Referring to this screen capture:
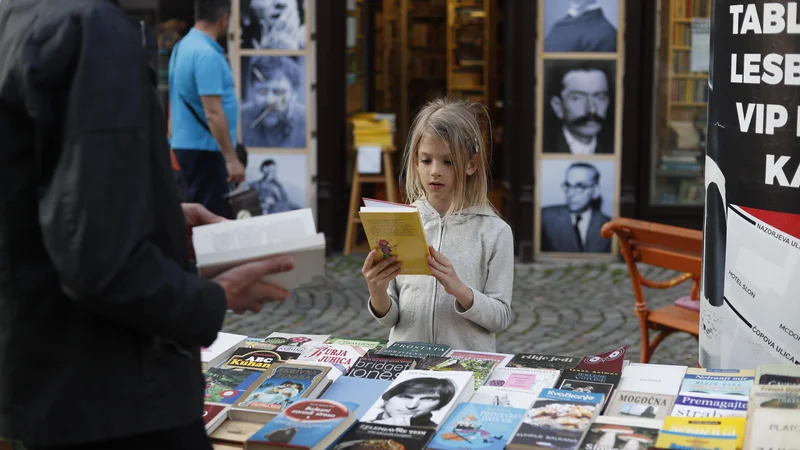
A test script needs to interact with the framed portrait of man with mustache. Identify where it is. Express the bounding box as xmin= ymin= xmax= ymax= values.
xmin=542 ymin=59 xmax=616 ymax=155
